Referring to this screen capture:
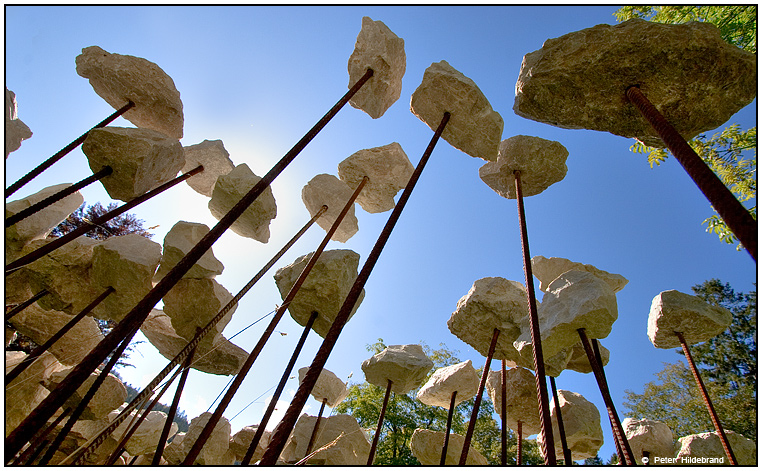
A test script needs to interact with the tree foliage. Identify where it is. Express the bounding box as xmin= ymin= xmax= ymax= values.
xmin=50 ymin=202 xmax=155 ymax=241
